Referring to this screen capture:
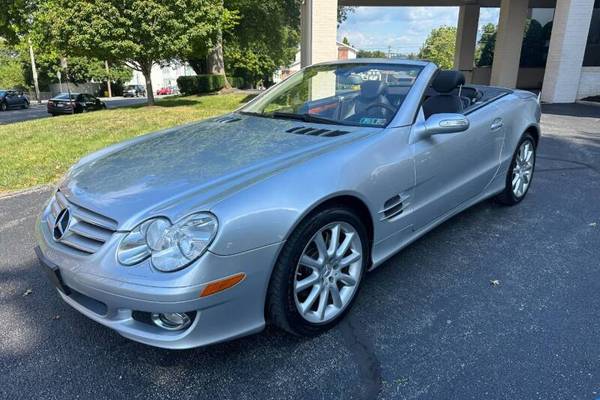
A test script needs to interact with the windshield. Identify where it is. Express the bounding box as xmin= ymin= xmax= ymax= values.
xmin=241 ymin=63 xmax=423 ymax=127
